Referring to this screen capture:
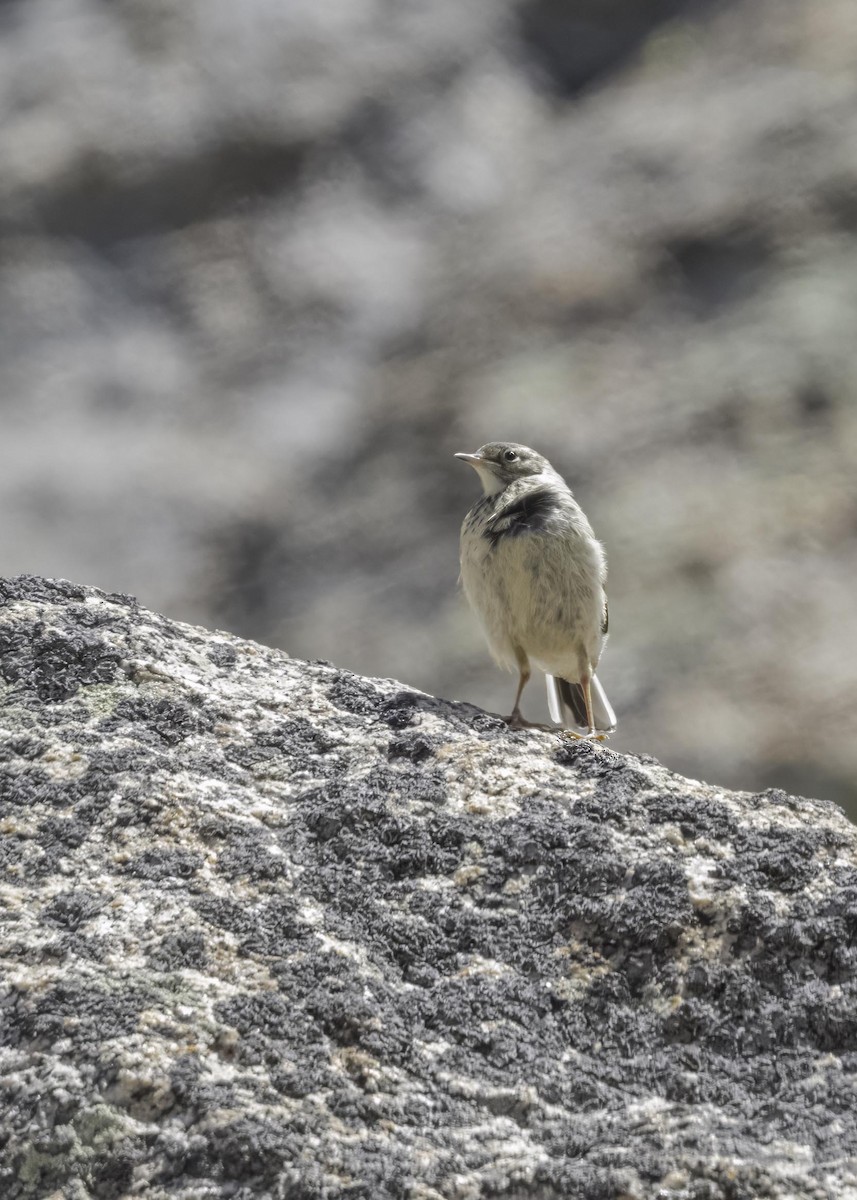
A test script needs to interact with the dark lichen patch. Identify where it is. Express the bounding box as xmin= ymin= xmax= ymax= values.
xmin=237 ymin=898 xmax=311 ymax=956
xmin=722 ymin=825 xmax=829 ymax=893
xmin=207 ymin=642 xmax=238 ymax=668
xmin=89 ymin=1146 xmax=139 ymax=1198
xmin=38 ymin=814 xmax=91 ymax=846
xmin=1 ymin=824 xmax=82 ymax=881
xmin=7 ymin=980 xmax=153 ymax=1050
xmin=556 ymin=742 xmax=653 ymax=795
xmin=299 ymin=787 xmax=349 ymax=842
xmin=572 ymin=786 xmax=634 ymax=827
xmin=377 ymin=690 xmax=423 ymax=728
xmin=387 ymin=731 xmax=437 ymax=762
xmin=103 ymin=696 xmax=214 ymax=745
xmin=77 ymin=747 xmax=174 ymax=812
xmin=164 ymin=1053 xmax=261 ymax=1122
xmin=416 ymin=972 xmax=561 ymax=1074
xmin=350 ymin=812 xmax=461 ymax=884
xmin=193 ymin=894 xmax=254 ymax=936
xmin=42 ymin=889 xmax=103 ymax=930
xmin=0 ymin=764 xmax=71 ymax=813
xmin=121 ymin=847 xmax=204 ymax=882
xmin=752 ymin=786 xmax=839 ymax=814
xmin=358 ymin=907 xmax=443 ymax=980
xmin=0 ymin=623 xmax=123 ymax=702
xmin=148 ymin=929 xmax=208 ymax=971
xmin=0 ymin=574 xmax=89 ymax=605
xmin=362 ymin=762 xmax=448 ymax=807
xmin=529 ymin=817 xmax=625 ymax=897
xmin=215 ymin=994 xmax=327 ymax=1081
xmin=459 ymin=710 xmax=509 ymax=735
xmin=101 ymin=590 xmax=137 ymax=609
xmin=35 ymin=702 xmax=92 ymax=728
xmin=167 ymin=1052 xmax=206 ymax=1105
xmin=259 ymin=717 xmax=337 ymax=758
xmin=296 ymin=777 xmax=455 ymax=887
xmin=220 ymin=717 xmax=337 ymax=774
xmin=188 ymin=1116 xmax=303 ymax=1191
xmin=554 ymin=855 xmax=693 ymax=961
xmin=327 ymin=673 xmax=383 ymax=716
xmin=377 ymin=689 xmax=480 ymax=733
xmin=821 ymin=879 xmax=857 ymax=936
xmin=0 ymin=831 xmax=32 ymax=876
xmin=643 ymin=789 xmax=738 ymax=841
xmin=216 ymin=829 xmax=290 ymax=882
xmin=64 ymin=602 xmax=129 ymax=631
xmin=553 ymin=738 xmax=604 ymax=769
